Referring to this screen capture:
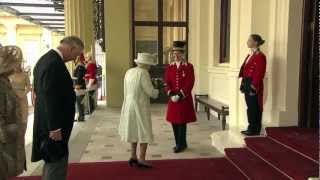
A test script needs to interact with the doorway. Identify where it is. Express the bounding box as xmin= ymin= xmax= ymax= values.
xmin=132 ymin=0 xmax=189 ymax=103
xmin=298 ymin=0 xmax=318 ymax=128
